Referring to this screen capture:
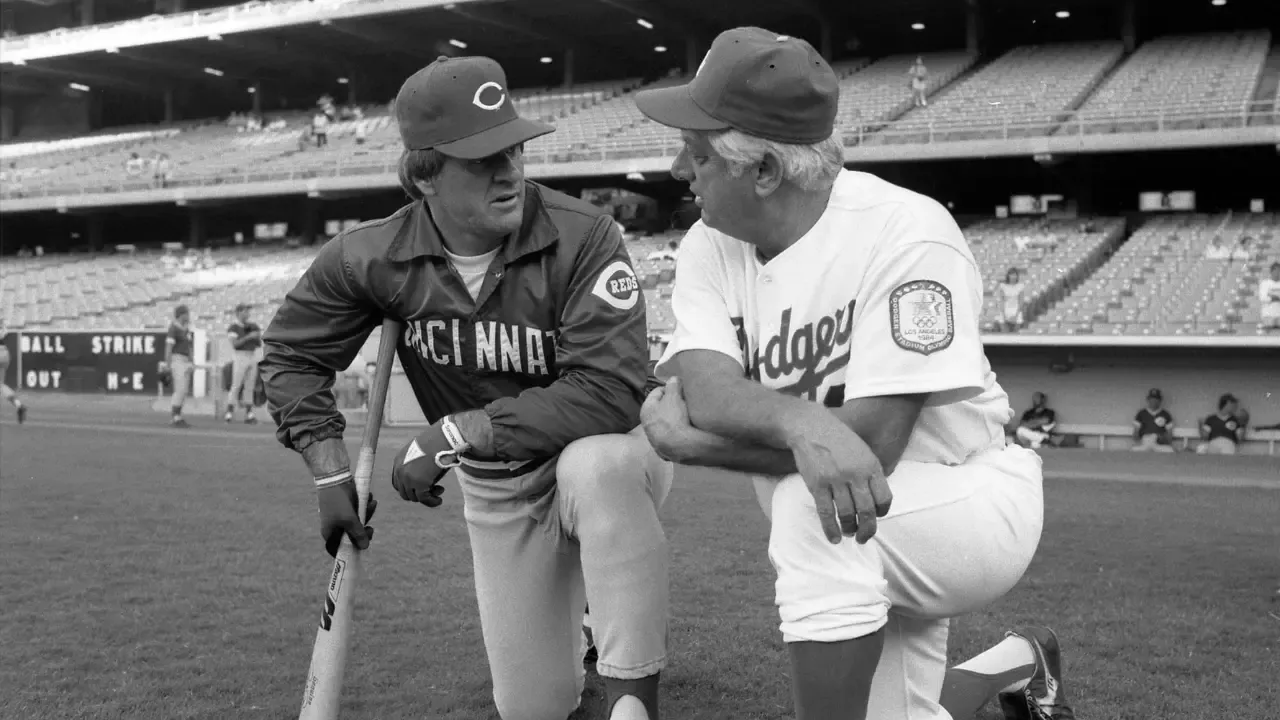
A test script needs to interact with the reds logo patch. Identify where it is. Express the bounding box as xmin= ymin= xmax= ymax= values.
xmin=473 ymin=81 xmax=506 ymax=111
xmin=889 ymin=280 xmax=954 ymax=355
xmin=590 ymin=260 xmax=641 ymax=311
